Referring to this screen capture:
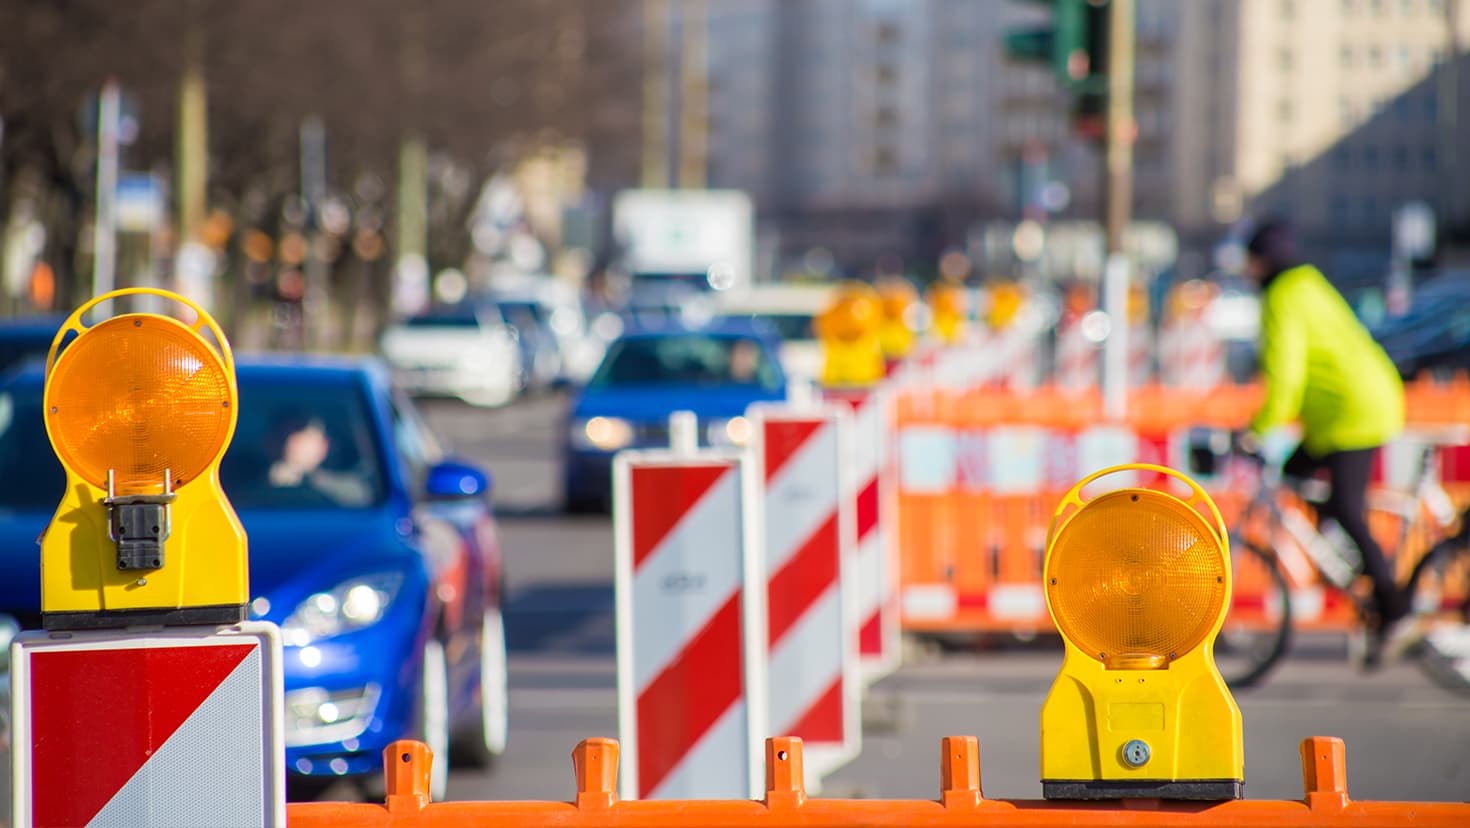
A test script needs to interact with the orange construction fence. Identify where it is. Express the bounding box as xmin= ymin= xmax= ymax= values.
xmin=894 ymin=378 xmax=1470 ymax=635
xmin=288 ymin=735 xmax=1470 ymax=827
